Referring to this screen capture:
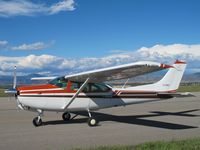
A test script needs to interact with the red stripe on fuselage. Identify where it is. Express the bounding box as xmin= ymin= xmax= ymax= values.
xmin=17 ymin=84 xmax=57 ymax=91
xmin=18 ymin=84 xmax=72 ymax=94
